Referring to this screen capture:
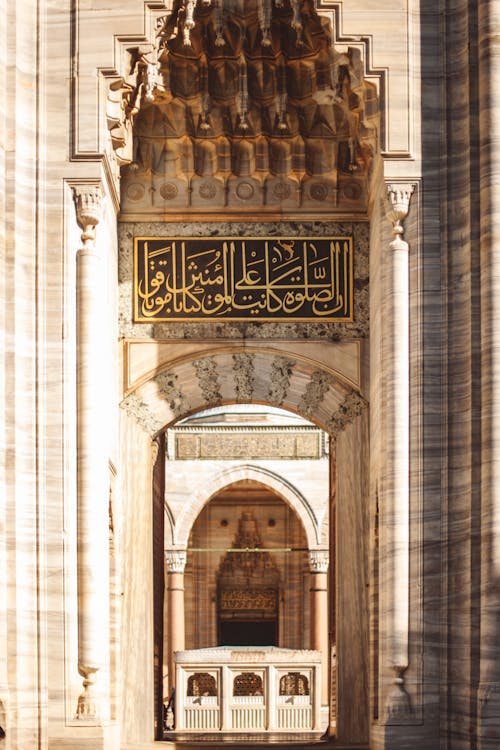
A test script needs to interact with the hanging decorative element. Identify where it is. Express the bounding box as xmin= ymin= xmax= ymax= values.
xmin=237 ymin=55 xmax=249 ymax=131
xmin=258 ymin=0 xmax=273 ymax=46
xmin=182 ymin=0 xmax=197 ymax=46
xmin=214 ymin=0 xmax=225 ymax=45
xmin=290 ymin=0 xmax=303 ymax=45
xmin=217 ymin=511 xmax=280 ymax=587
